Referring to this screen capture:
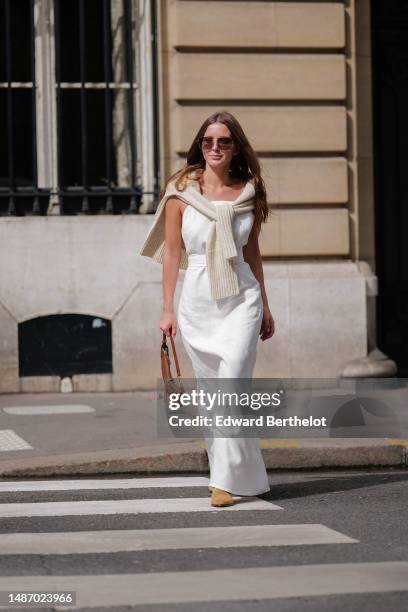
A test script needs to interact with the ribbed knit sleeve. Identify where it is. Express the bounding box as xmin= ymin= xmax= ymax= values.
xmin=139 ymin=190 xmax=189 ymax=270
